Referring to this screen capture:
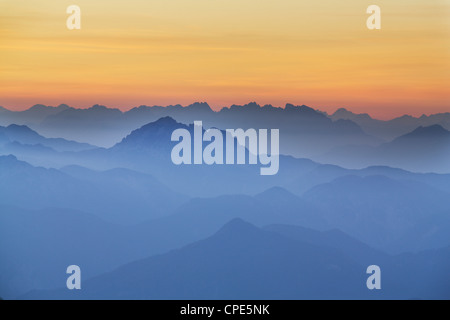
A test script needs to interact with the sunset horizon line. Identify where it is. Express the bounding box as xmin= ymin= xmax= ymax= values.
xmin=1 ymin=101 xmax=449 ymax=122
